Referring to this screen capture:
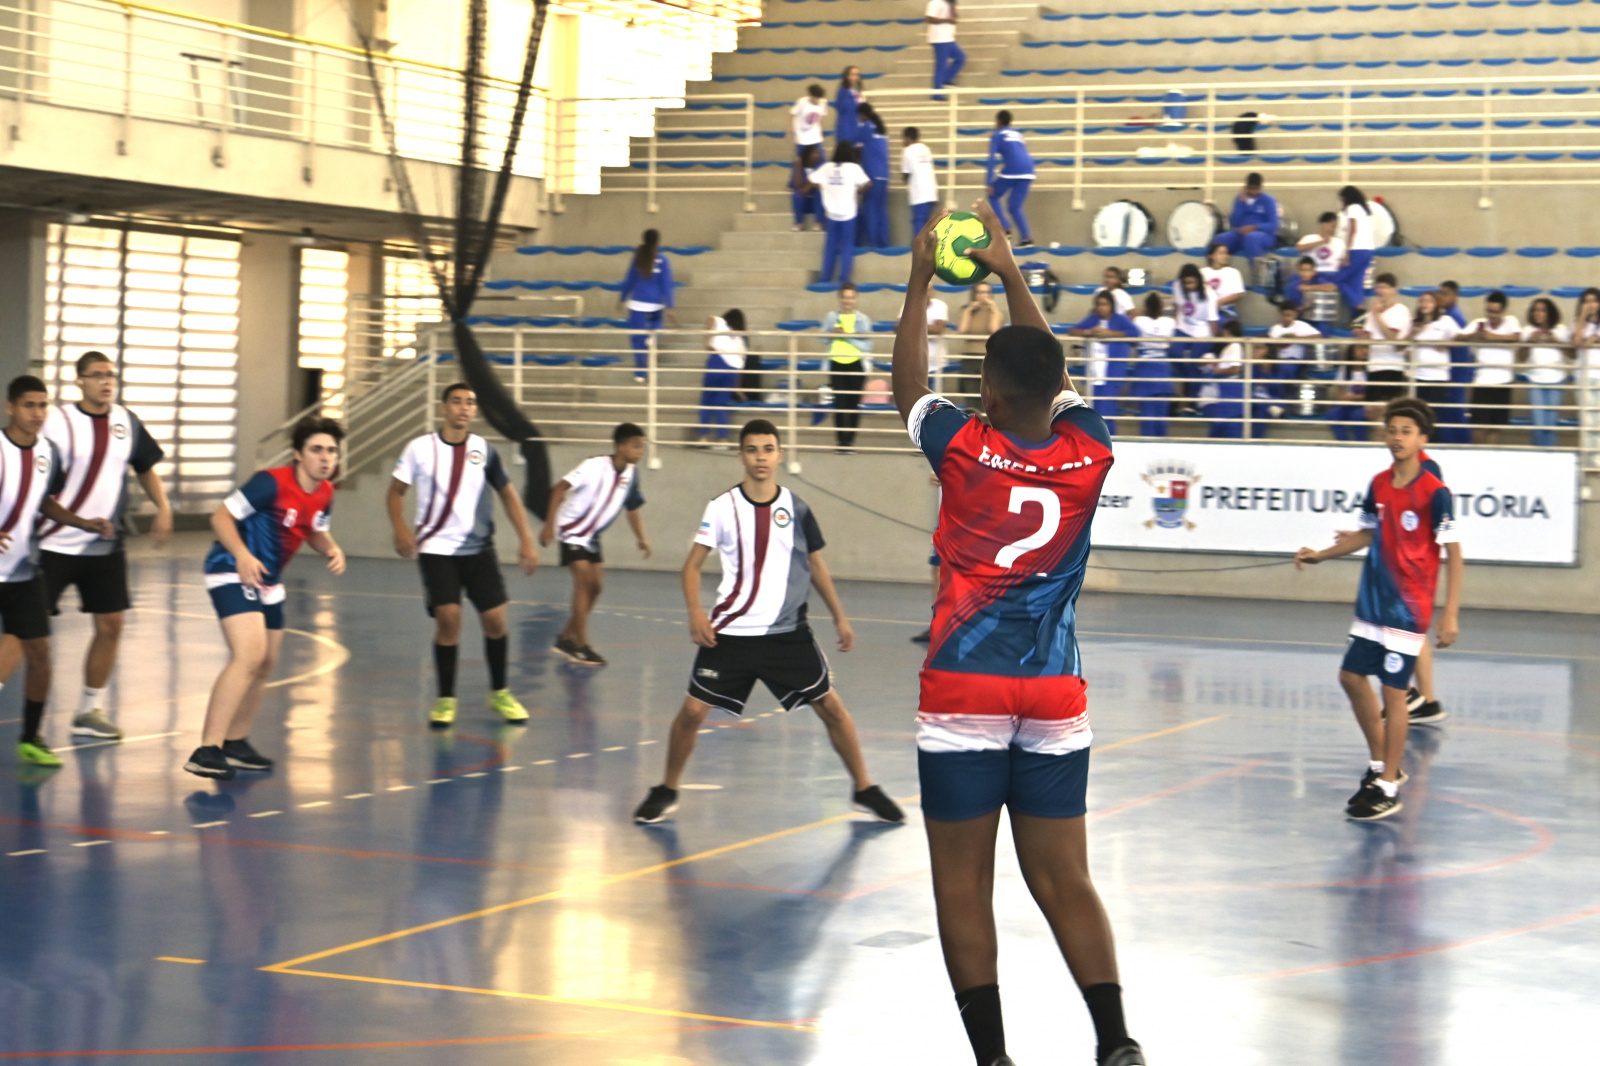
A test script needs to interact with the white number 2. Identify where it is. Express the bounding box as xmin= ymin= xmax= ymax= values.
xmin=995 ymin=487 xmax=1061 ymax=569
